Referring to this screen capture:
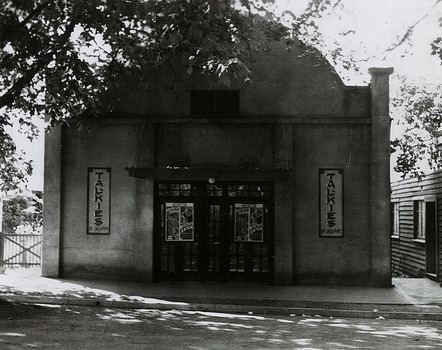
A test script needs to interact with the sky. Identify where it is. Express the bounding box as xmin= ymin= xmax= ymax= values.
xmin=293 ymin=0 xmax=441 ymax=182
xmin=10 ymin=0 xmax=442 ymax=190
xmin=278 ymin=0 xmax=441 ymax=84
